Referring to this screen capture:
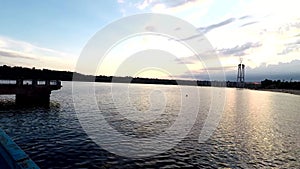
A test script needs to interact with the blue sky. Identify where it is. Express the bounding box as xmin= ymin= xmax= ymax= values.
xmin=0 ymin=1 xmax=120 ymax=53
xmin=0 ymin=0 xmax=299 ymax=81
